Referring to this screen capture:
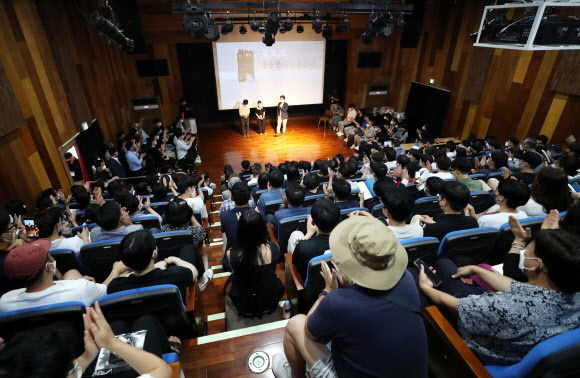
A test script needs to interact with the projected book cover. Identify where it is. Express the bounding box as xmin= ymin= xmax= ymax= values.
xmin=237 ymin=49 xmax=255 ymax=82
